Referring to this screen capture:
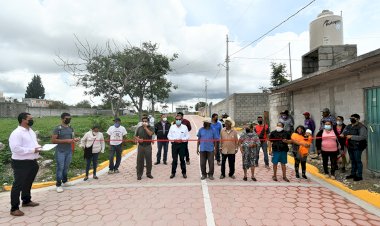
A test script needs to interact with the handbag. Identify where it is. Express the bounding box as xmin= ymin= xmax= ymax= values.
xmin=83 ymin=137 xmax=96 ymax=159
